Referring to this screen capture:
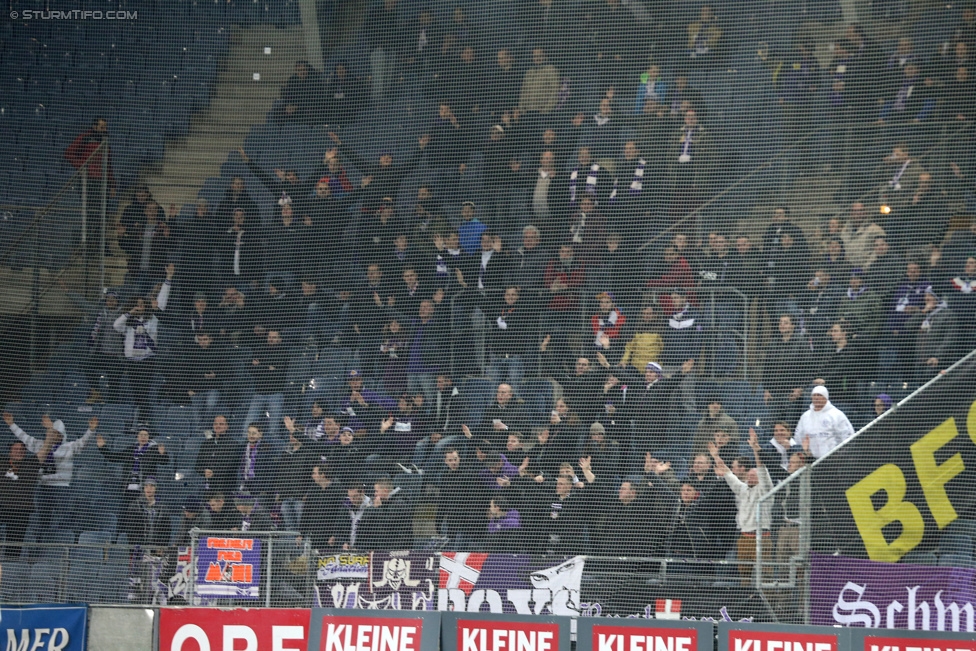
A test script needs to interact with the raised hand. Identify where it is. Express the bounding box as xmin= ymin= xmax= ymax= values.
xmin=3 ymin=412 xmax=13 ymax=426
xmin=41 ymin=414 xmax=53 ymax=430
xmin=381 ymin=416 xmax=395 ymax=432
xmin=283 ymin=416 xmax=296 ymax=433
xmin=461 ymin=424 xmax=473 ymax=439
xmin=748 ymin=427 xmax=760 ymax=451
xmin=96 ymin=434 xmax=107 ymax=448
xmin=237 ymin=147 xmax=250 ymax=162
